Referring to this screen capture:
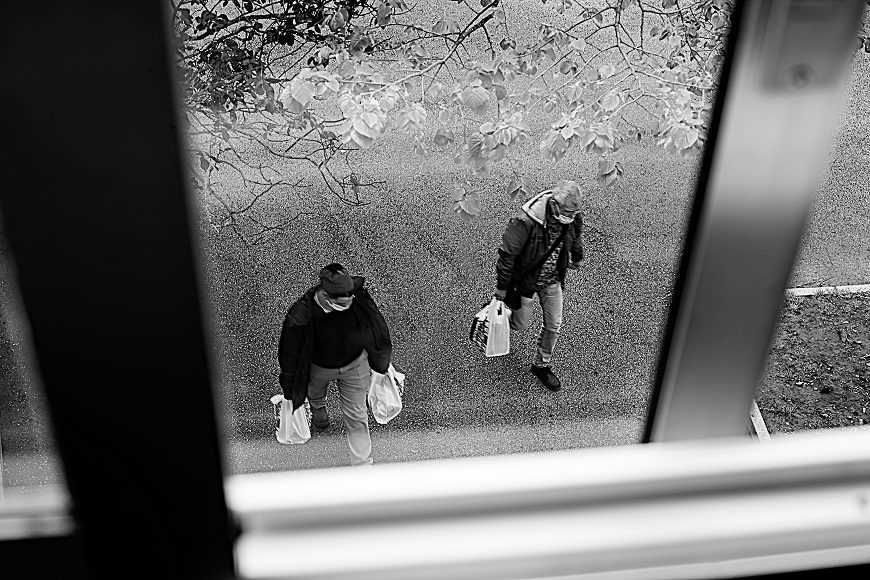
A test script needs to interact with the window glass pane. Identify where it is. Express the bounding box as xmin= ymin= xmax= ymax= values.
xmin=757 ymin=42 xmax=870 ymax=435
xmin=172 ymin=0 xmax=731 ymax=471
xmin=0 ymin=233 xmax=66 ymax=499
